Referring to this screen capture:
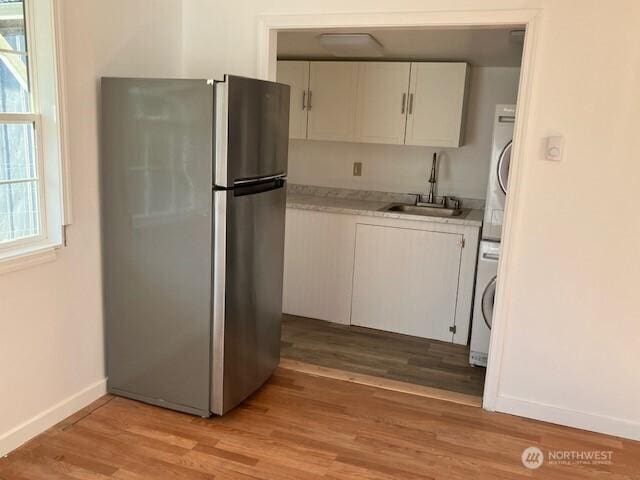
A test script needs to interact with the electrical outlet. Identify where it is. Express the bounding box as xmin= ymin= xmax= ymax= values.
xmin=353 ymin=162 xmax=362 ymax=176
